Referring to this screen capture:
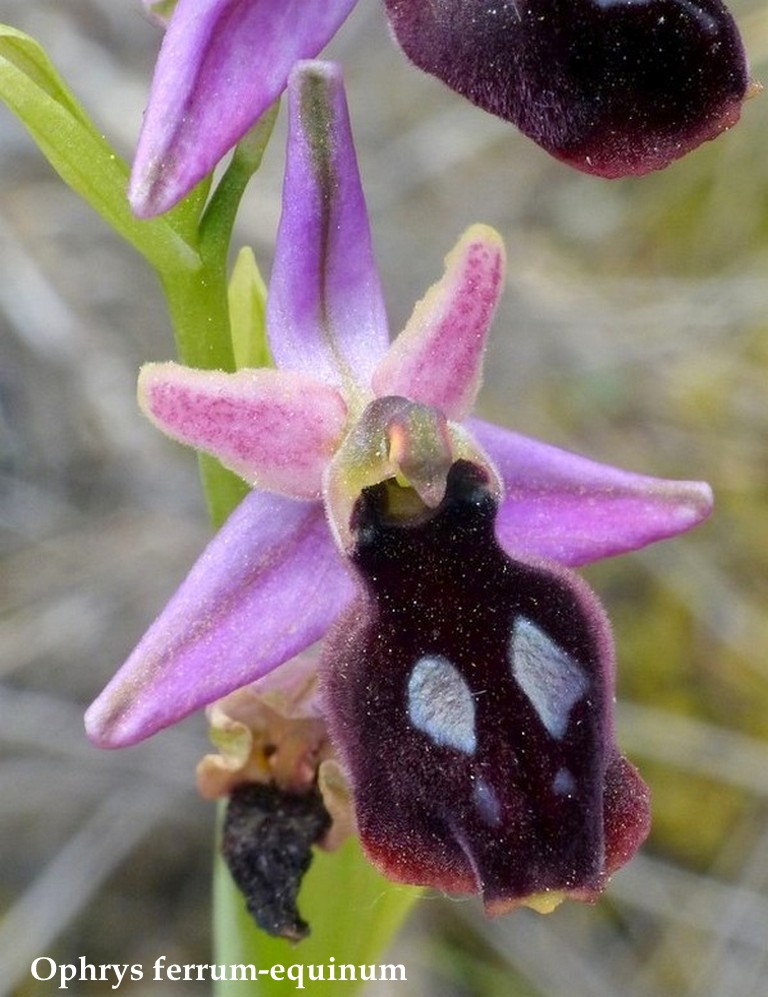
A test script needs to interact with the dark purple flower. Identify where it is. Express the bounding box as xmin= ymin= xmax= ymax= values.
xmin=384 ymin=0 xmax=751 ymax=178
xmin=131 ymin=0 xmax=750 ymax=215
xmin=323 ymin=459 xmax=651 ymax=911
